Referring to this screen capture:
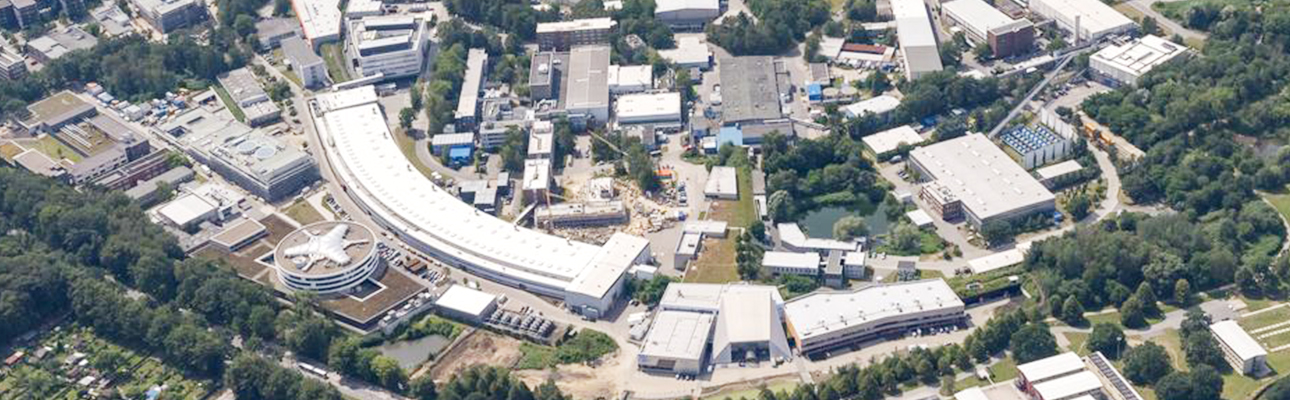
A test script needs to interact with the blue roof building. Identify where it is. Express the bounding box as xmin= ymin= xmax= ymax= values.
xmin=716 ymin=126 xmax=743 ymax=150
xmin=807 ymin=84 xmax=823 ymax=102
xmin=449 ymin=147 xmax=473 ymax=165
